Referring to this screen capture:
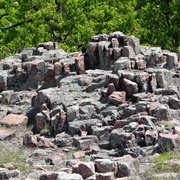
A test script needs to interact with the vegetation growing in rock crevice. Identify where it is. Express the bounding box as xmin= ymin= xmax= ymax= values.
xmin=0 ymin=0 xmax=179 ymax=59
